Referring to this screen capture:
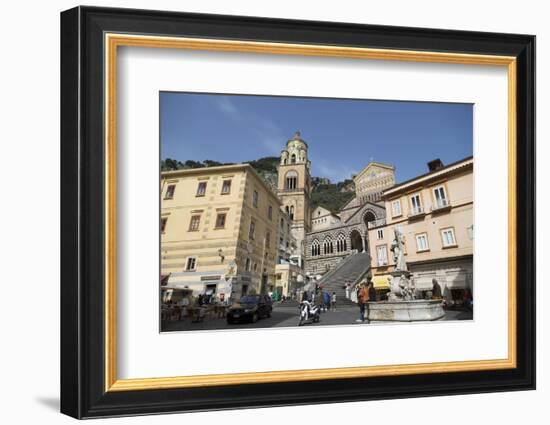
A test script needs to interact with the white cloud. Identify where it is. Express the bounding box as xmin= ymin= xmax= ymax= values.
xmin=315 ymin=160 xmax=356 ymax=183
xmin=214 ymin=96 xmax=240 ymax=119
